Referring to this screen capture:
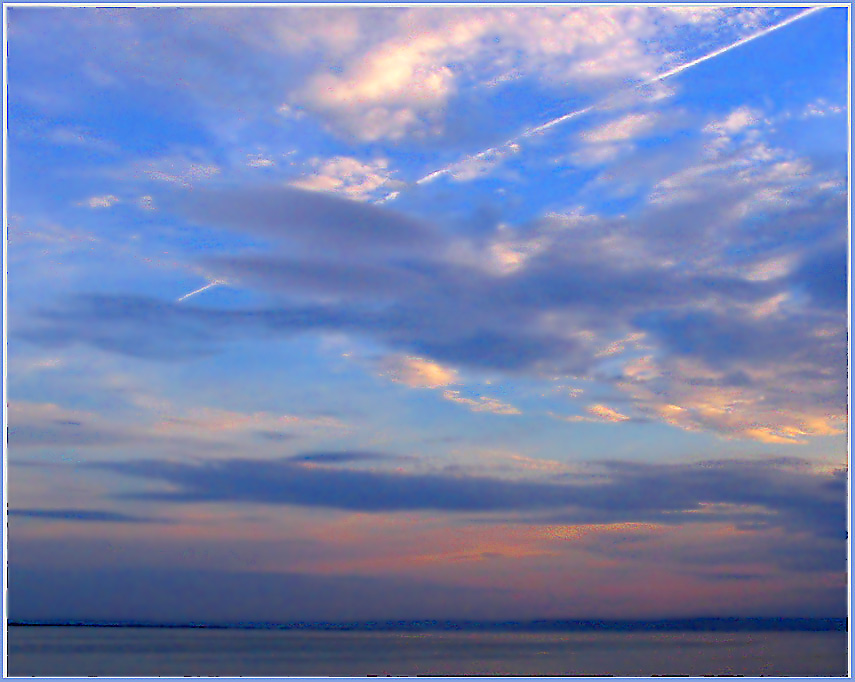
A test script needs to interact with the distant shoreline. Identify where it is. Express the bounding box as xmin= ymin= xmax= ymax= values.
xmin=7 ymin=617 xmax=847 ymax=633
